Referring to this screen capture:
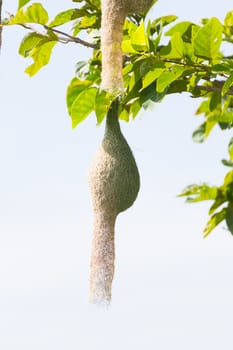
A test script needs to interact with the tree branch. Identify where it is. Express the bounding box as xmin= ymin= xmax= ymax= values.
xmin=43 ymin=25 xmax=99 ymax=49
xmin=159 ymin=57 xmax=211 ymax=72
xmin=195 ymin=83 xmax=233 ymax=96
xmin=18 ymin=23 xmax=99 ymax=50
